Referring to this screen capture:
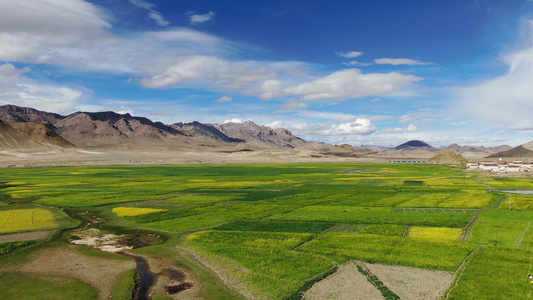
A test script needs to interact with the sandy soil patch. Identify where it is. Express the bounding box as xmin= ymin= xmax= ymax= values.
xmin=303 ymin=261 xmax=385 ymax=300
xmin=0 ymin=230 xmax=49 ymax=243
xmin=304 ymin=261 xmax=454 ymax=300
xmin=366 ymin=263 xmax=453 ymax=300
xmin=19 ymin=245 xmax=135 ymax=299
